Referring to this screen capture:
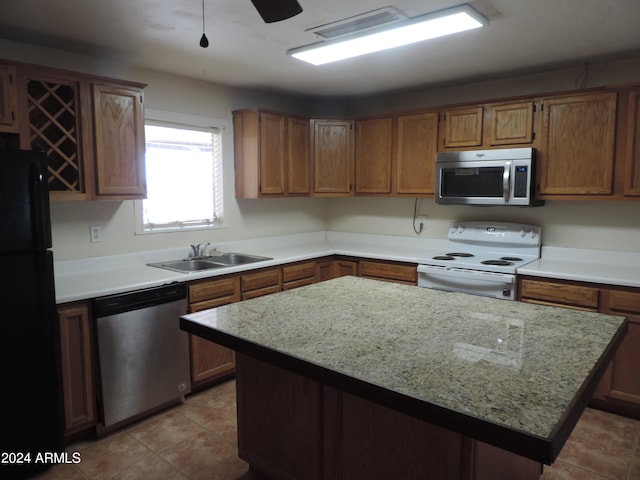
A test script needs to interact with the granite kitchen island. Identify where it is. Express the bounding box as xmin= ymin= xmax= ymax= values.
xmin=180 ymin=276 xmax=627 ymax=480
